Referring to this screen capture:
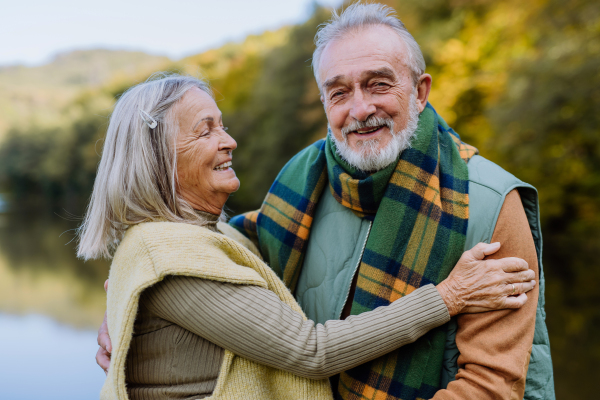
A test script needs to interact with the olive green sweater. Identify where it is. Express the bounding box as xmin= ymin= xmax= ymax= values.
xmin=105 ymin=219 xmax=449 ymax=400
xmin=127 ymin=275 xmax=448 ymax=399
